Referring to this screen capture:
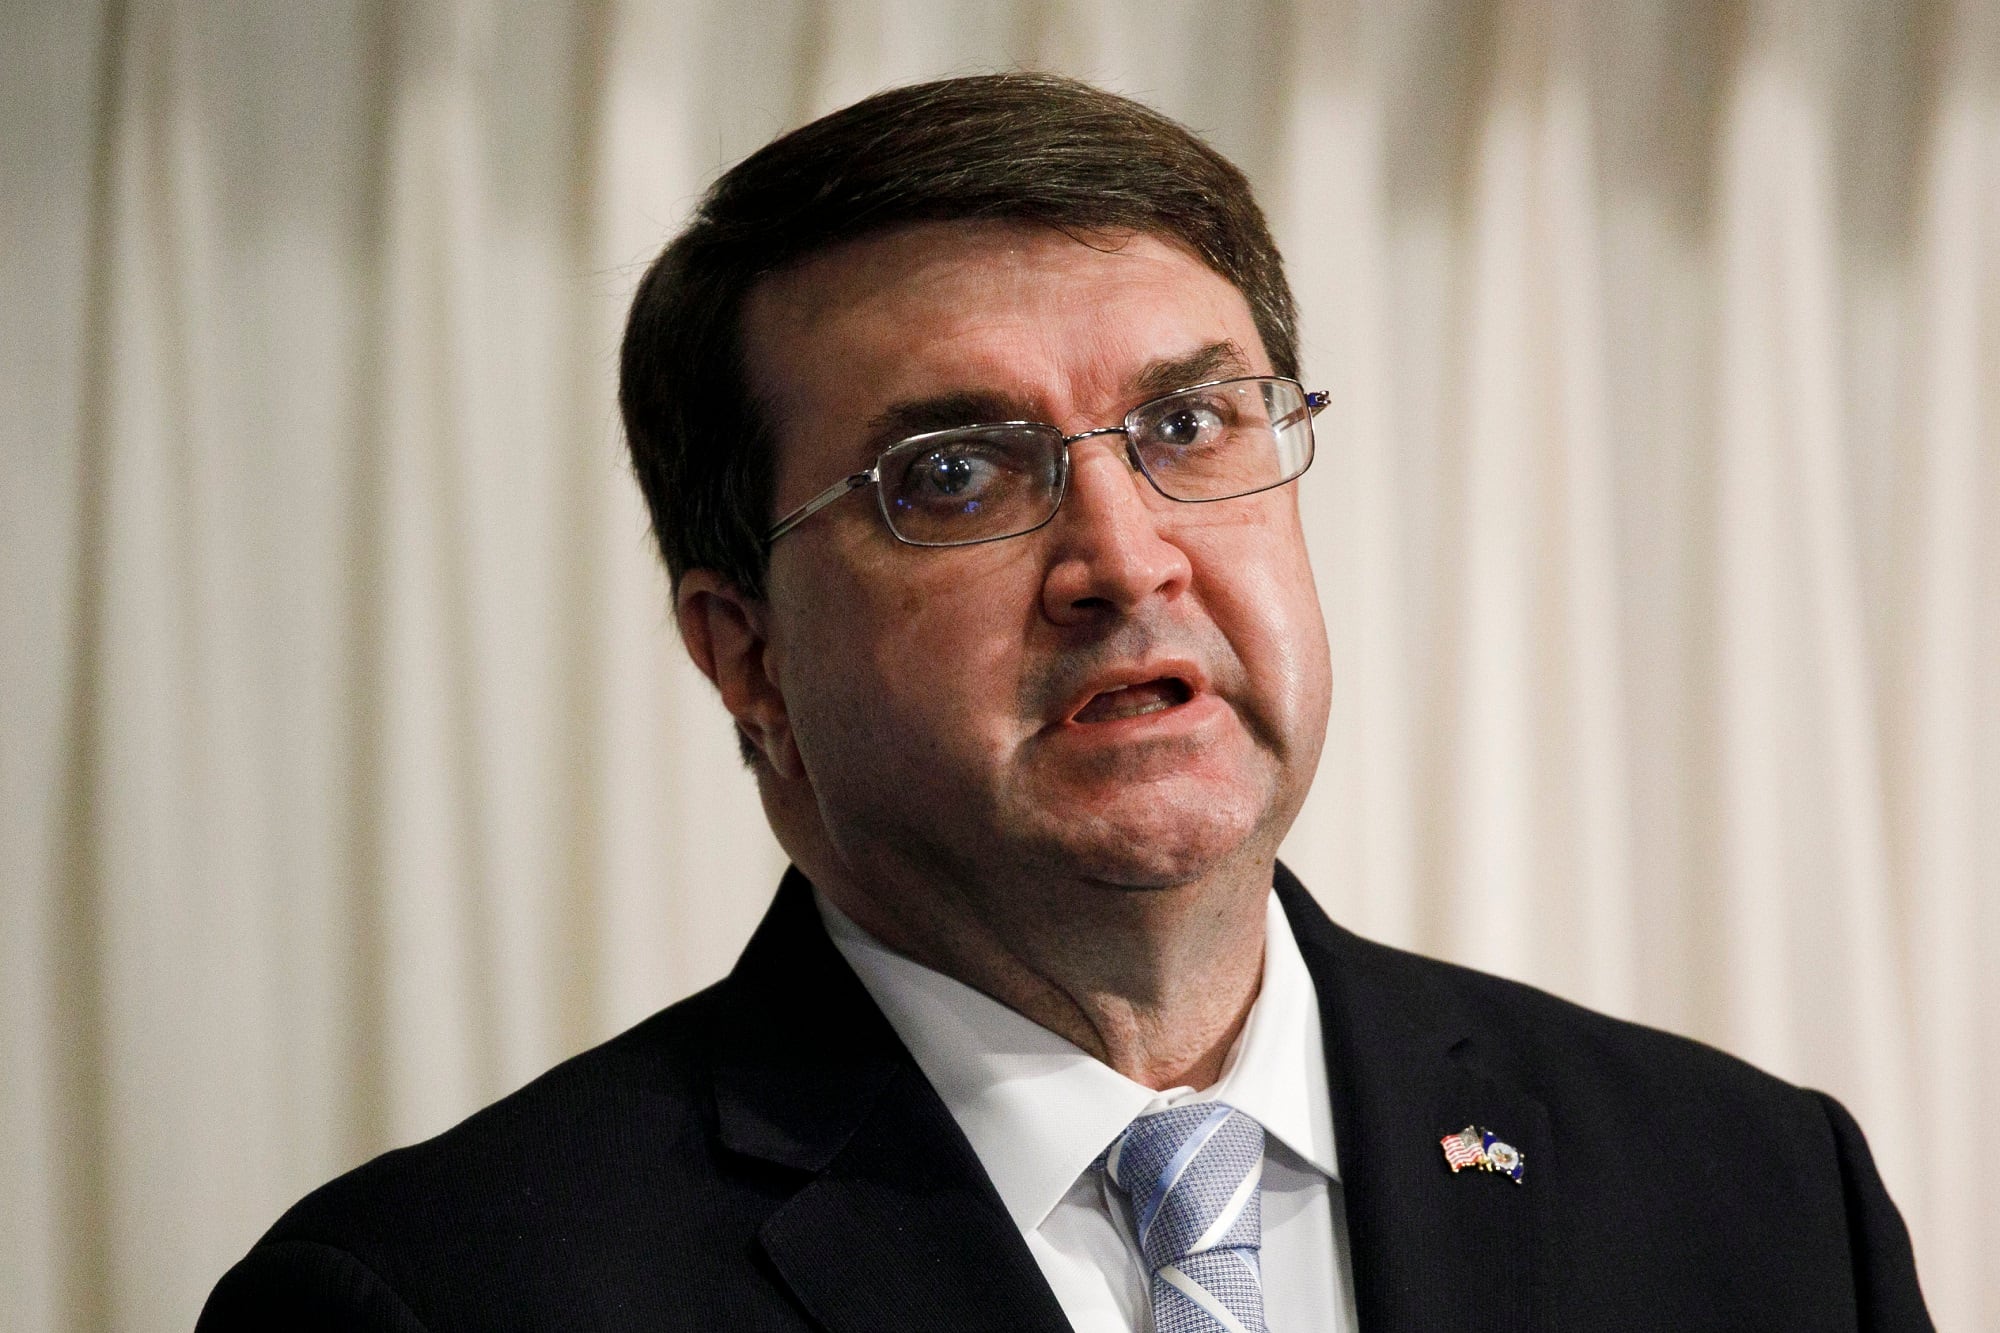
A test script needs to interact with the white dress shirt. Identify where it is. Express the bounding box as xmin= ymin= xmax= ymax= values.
xmin=818 ymin=890 xmax=1358 ymax=1333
